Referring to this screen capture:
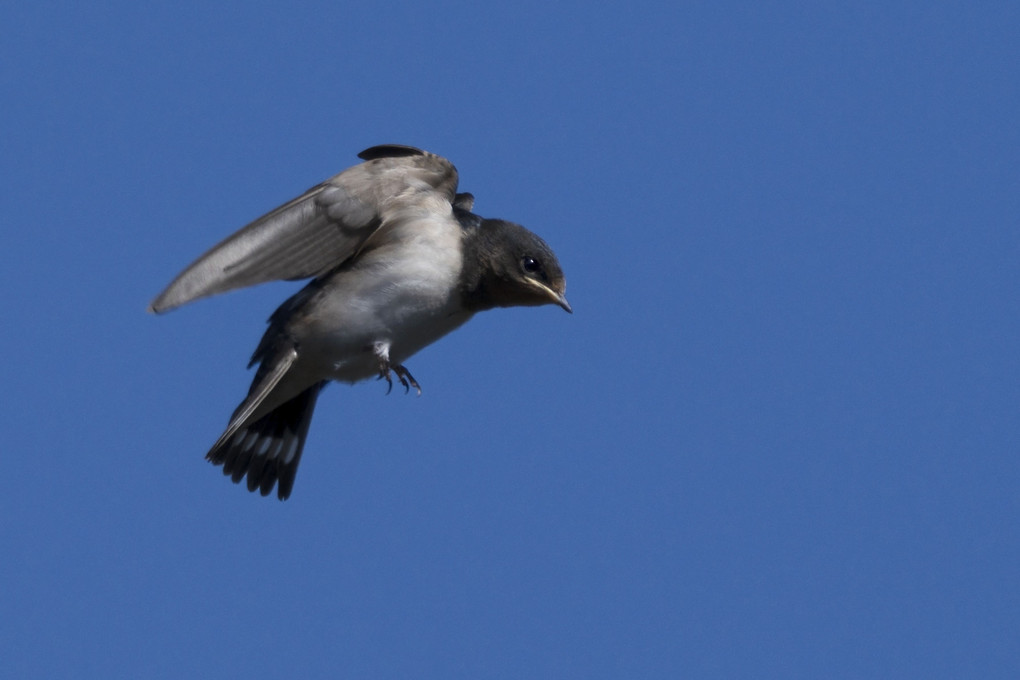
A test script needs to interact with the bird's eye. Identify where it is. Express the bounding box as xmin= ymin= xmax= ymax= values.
xmin=521 ymin=256 xmax=541 ymax=273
